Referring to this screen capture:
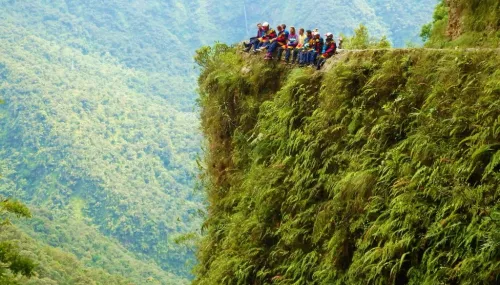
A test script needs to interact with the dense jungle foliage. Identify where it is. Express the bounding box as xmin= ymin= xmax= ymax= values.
xmin=195 ymin=0 xmax=500 ymax=284
xmin=422 ymin=0 xmax=500 ymax=48
xmin=0 ymin=199 xmax=36 ymax=285
xmin=0 ymin=0 xmax=436 ymax=284
xmin=0 ymin=25 xmax=198 ymax=285
xmin=195 ymin=45 xmax=500 ymax=285
xmin=1 ymin=1 xmax=202 ymax=284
